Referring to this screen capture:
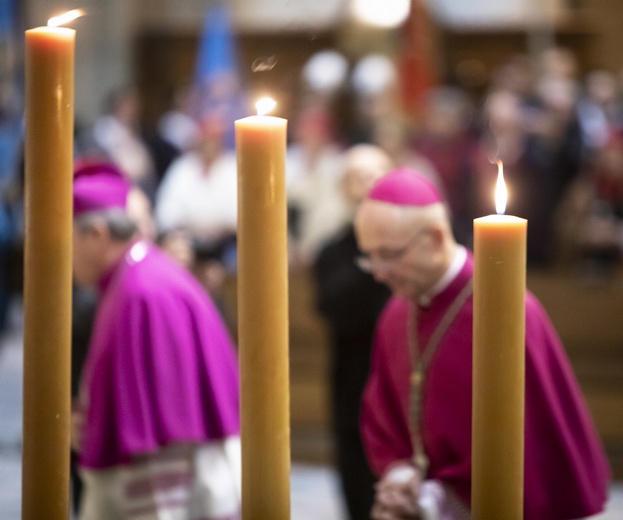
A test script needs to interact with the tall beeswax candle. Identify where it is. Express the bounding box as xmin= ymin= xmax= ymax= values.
xmin=23 ymin=15 xmax=77 ymax=519
xmin=472 ymin=162 xmax=526 ymax=520
xmin=235 ymin=100 xmax=290 ymax=519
